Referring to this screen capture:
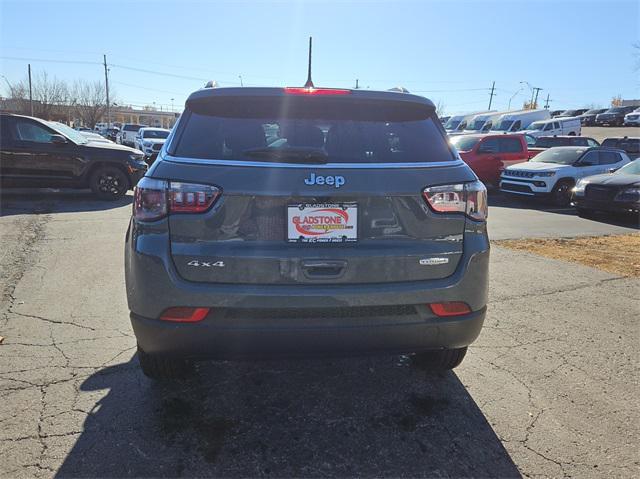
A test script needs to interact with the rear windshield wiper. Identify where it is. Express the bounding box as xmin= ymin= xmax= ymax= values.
xmin=242 ymin=147 xmax=328 ymax=164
